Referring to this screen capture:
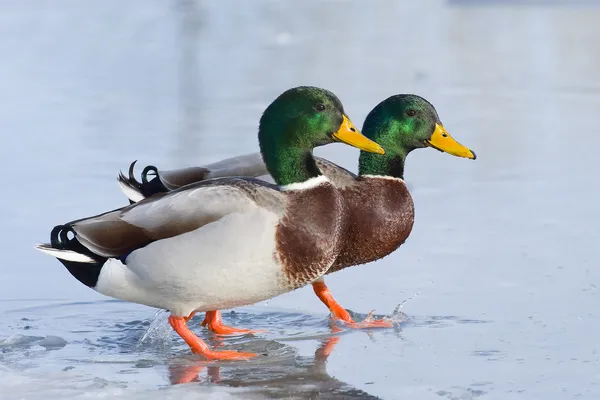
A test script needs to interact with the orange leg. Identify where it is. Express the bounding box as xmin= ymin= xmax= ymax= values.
xmin=312 ymin=281 xmax=393 ymax=329
xmin=200 ymin=310 xmax=265 ymax=335
xmin=168 ymin=316 xmax=256 ymax=360
xmin=184 ymin=312 xmax=196 ymax=322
